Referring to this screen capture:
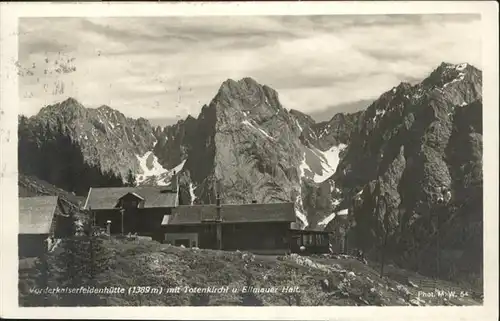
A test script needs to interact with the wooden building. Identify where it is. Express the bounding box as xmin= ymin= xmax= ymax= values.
xmin=289 ymin=224 xmax=330 ymax=254
xmin=18 ymin=196 xmax=73 ymax=258
xmin=158 ymin=196 xmax=297 ymax=255
xmin=83 ymin=184 xmax=179 ymax=236
xmin=83 ymin=175 xmax=332 ymax=255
